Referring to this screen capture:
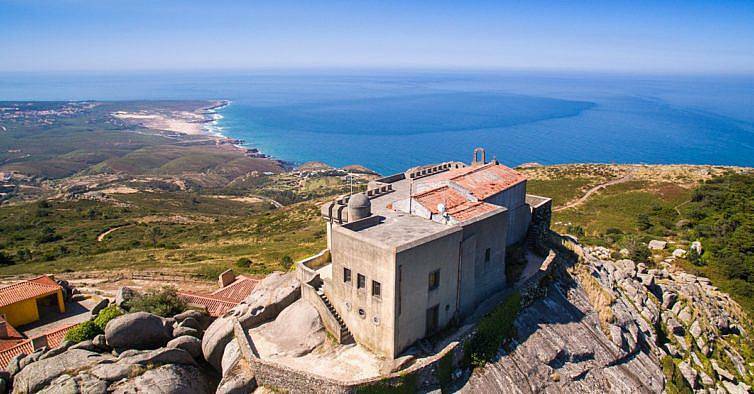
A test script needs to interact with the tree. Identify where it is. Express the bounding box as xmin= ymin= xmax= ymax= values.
xmin=146 ymin=226 xmax=163 ymax=248
xmin=623 ymin=236 xmax=650 ymax=264
xmin=0 ymin=251 xmax=14 ymax=266
xmin=636 ymin=213 xmax=652 ymax=231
